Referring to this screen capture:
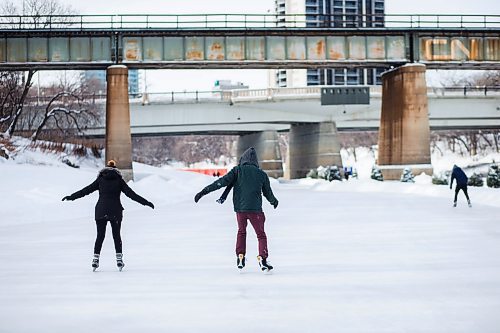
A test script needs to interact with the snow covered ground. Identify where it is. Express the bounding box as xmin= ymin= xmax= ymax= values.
xmin=1 ymin=148 xmax=500 ymax=332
